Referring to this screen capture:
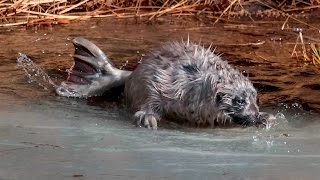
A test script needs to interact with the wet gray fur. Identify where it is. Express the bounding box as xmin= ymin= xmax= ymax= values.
xmin=55 ymin=37 xmax=261 ymax=129
xmin=125 ymin=40 xmax=260 ymax=129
